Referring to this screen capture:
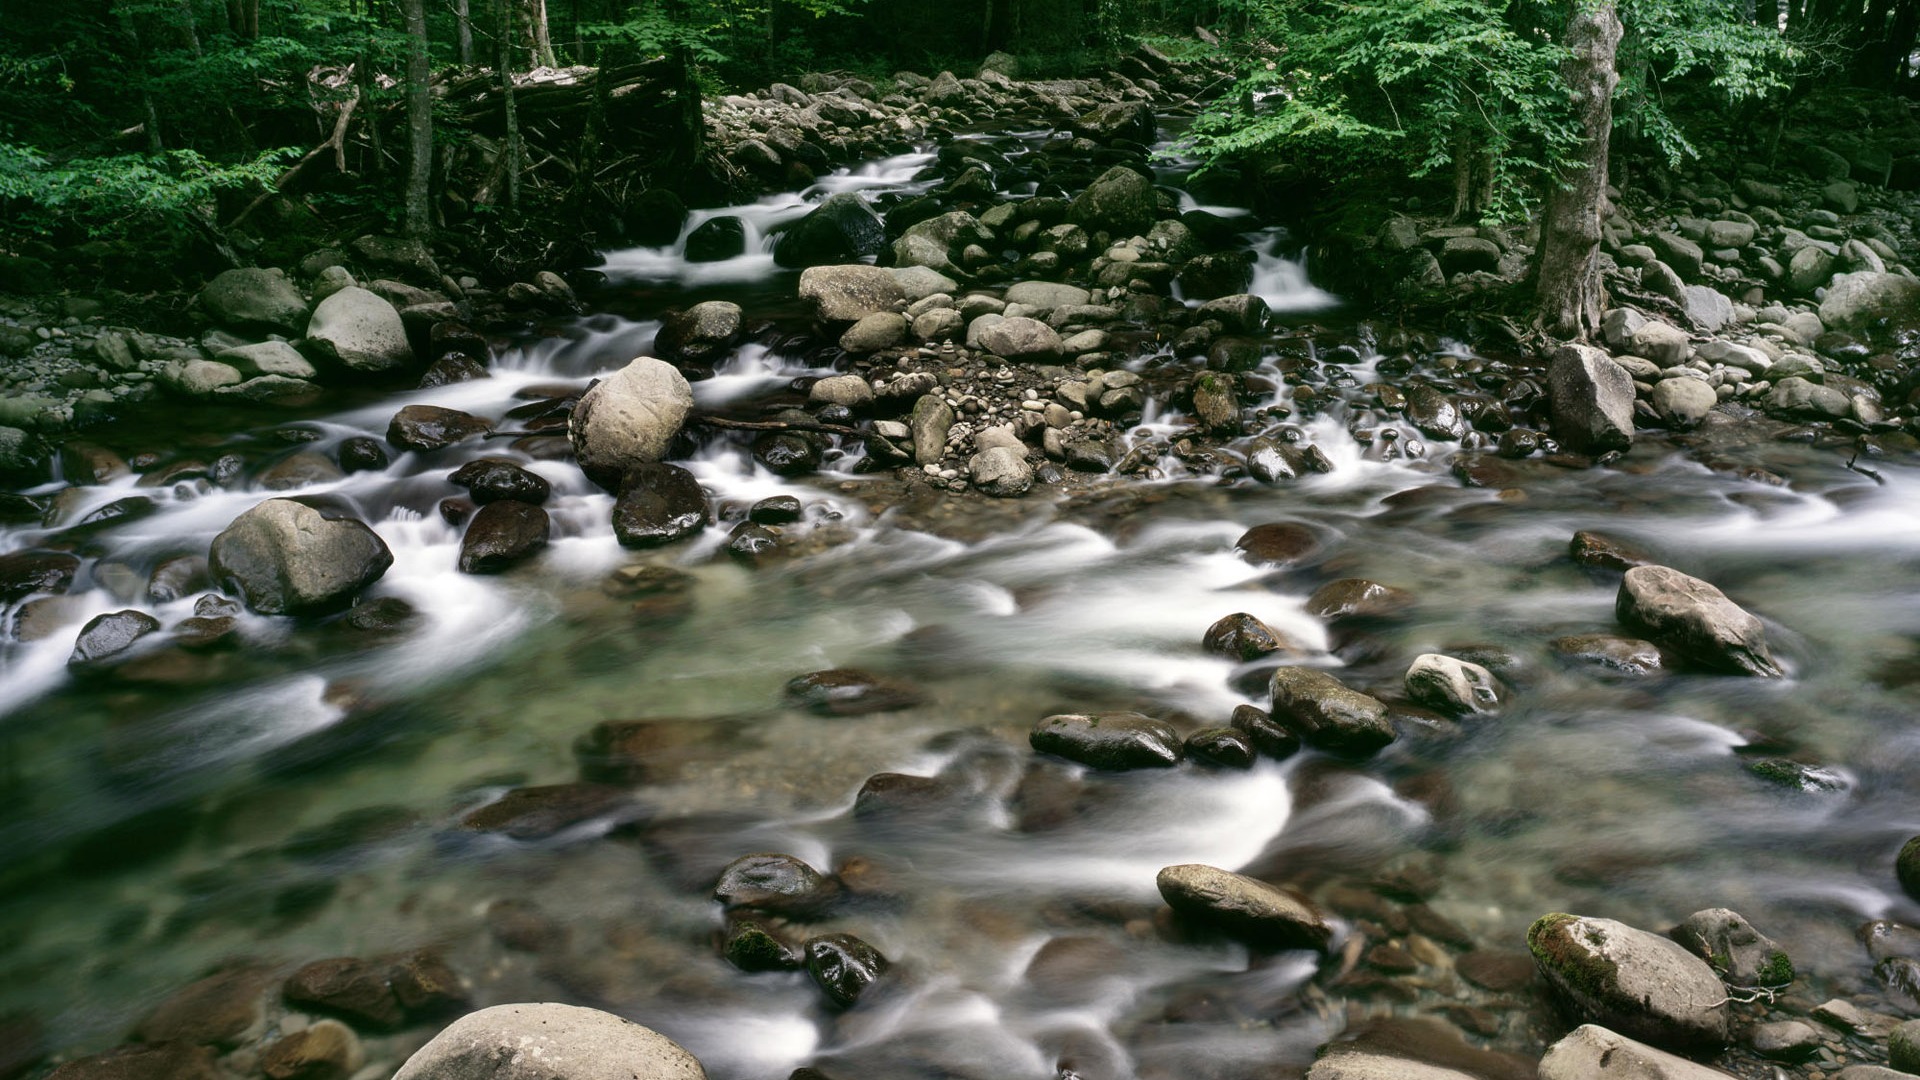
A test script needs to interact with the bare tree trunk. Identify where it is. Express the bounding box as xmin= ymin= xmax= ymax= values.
xmin=403 ymin=0 xmax=433 ymax=237
xmin=456 ymin=0 xmax=474 ymax=64
xmin=1535 ymin=1 xmax=1623 ymax=341
xmin=1448 ymin=129 xmax=1473 ymax=222
xmin=499 ymin=0 xmax=523 ymax=210
xmin=524 ymin=0 xmax=557 ymax=66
